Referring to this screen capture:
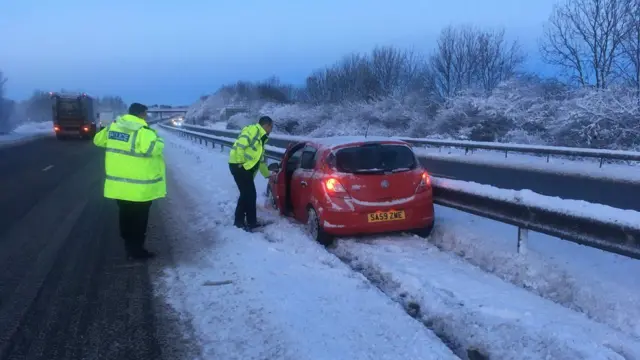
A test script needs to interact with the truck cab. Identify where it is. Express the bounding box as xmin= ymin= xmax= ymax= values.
xmin=51 ymin=92 xmax=98 ymax=140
